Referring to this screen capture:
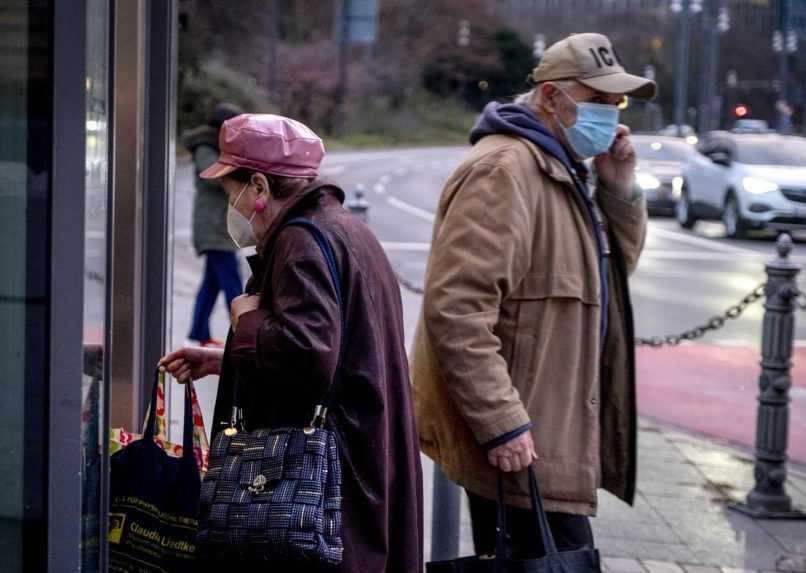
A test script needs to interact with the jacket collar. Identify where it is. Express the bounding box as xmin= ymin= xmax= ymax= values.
xmin=519 ymin=137 xmax=577 ymax=188
xmin=258 ymin=178 xmax=345 ymax=256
